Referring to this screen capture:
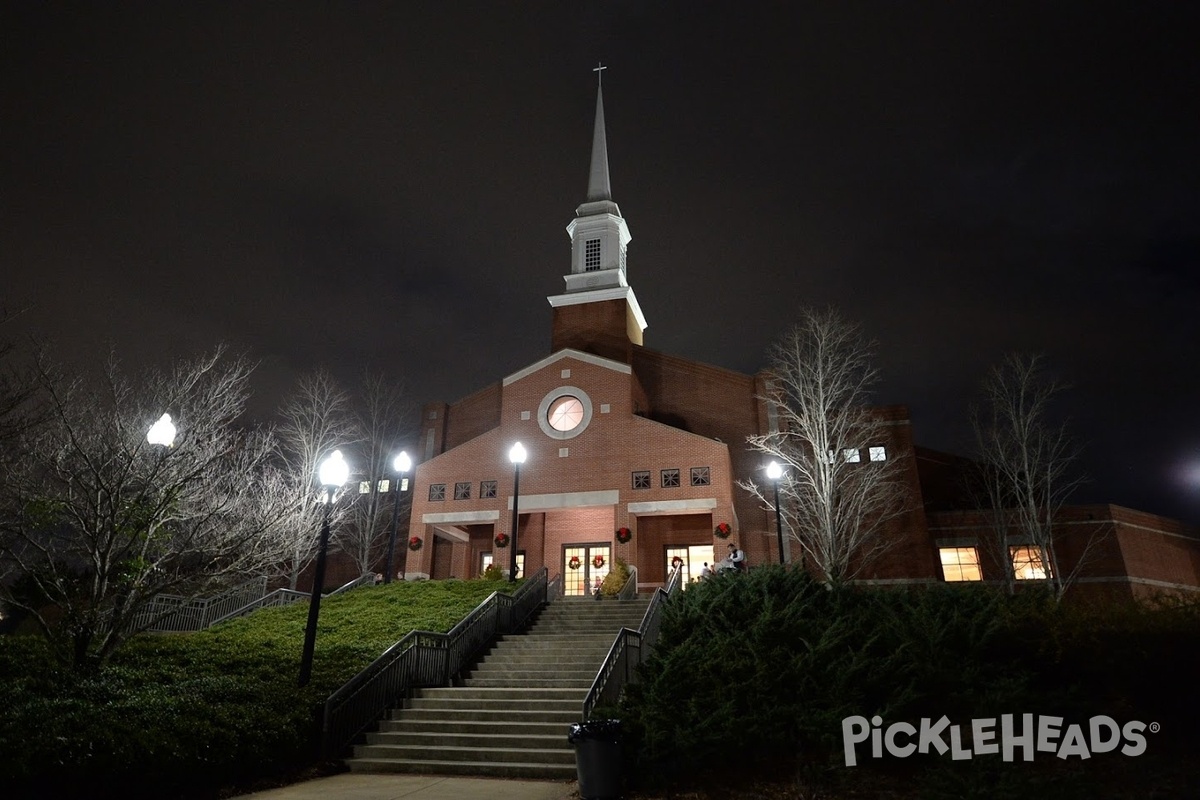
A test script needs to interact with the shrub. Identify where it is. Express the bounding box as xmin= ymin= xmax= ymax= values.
xmin=601 ymin=556 xmax=631 ymax=596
